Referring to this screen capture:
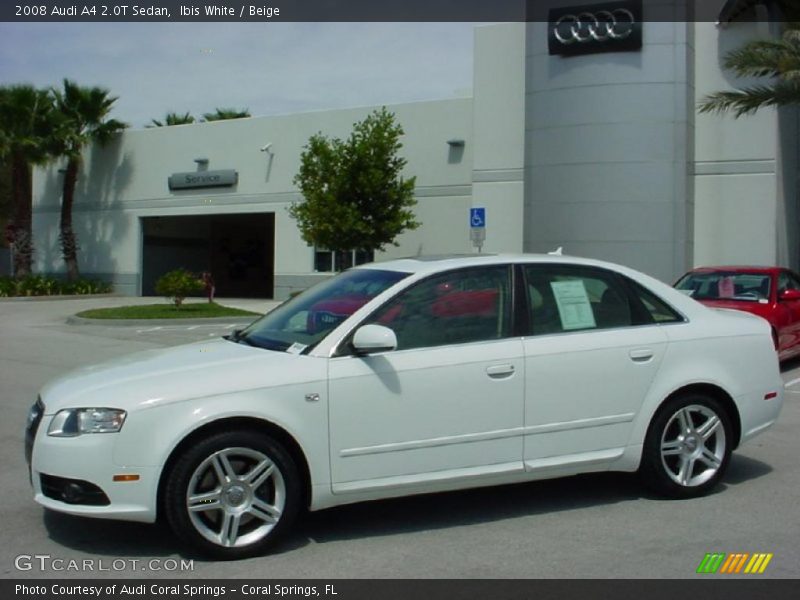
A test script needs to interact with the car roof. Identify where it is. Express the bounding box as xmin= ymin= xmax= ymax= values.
xmin=355 ymin=253 xmax=634 ymax=275
xmin=686 ymin=266 xmax=783 ymax=275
